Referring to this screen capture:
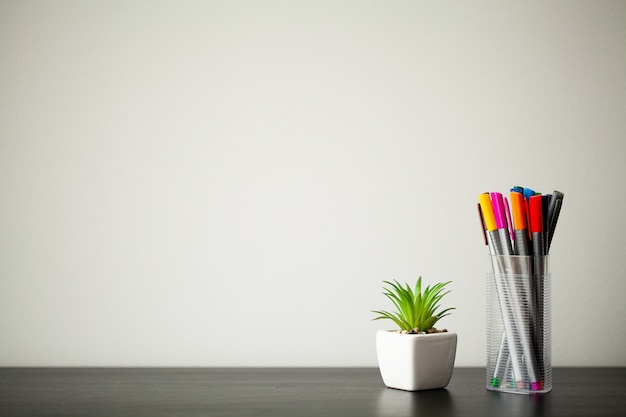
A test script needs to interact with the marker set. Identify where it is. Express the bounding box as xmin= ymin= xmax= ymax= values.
xmin=478 ymin=187 xmax=563 ymax=259
xmin=478 ymin=187 xmax=564 ymax=395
